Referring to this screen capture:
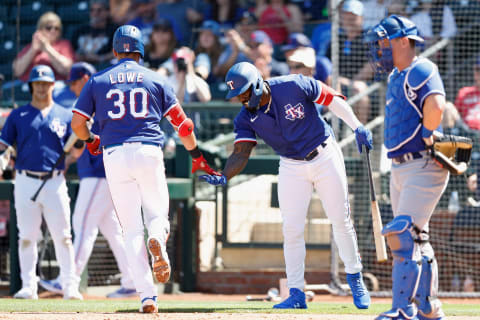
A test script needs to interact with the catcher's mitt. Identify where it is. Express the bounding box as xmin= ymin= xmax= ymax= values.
xmin=428 ymin=134 xmax=473 ymax=175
